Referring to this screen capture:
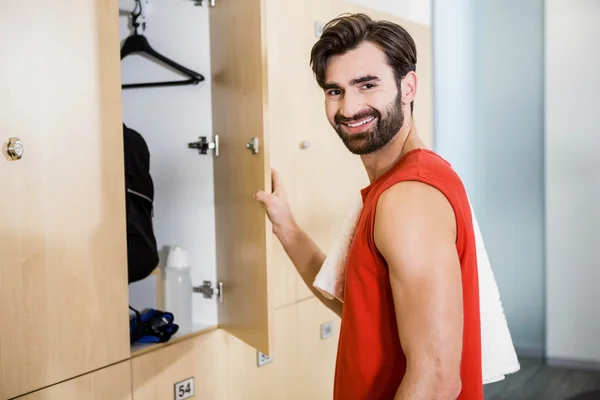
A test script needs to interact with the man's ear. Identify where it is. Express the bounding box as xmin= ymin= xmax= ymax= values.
xmin=401 ymin=71 xmax=417 ymax=105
